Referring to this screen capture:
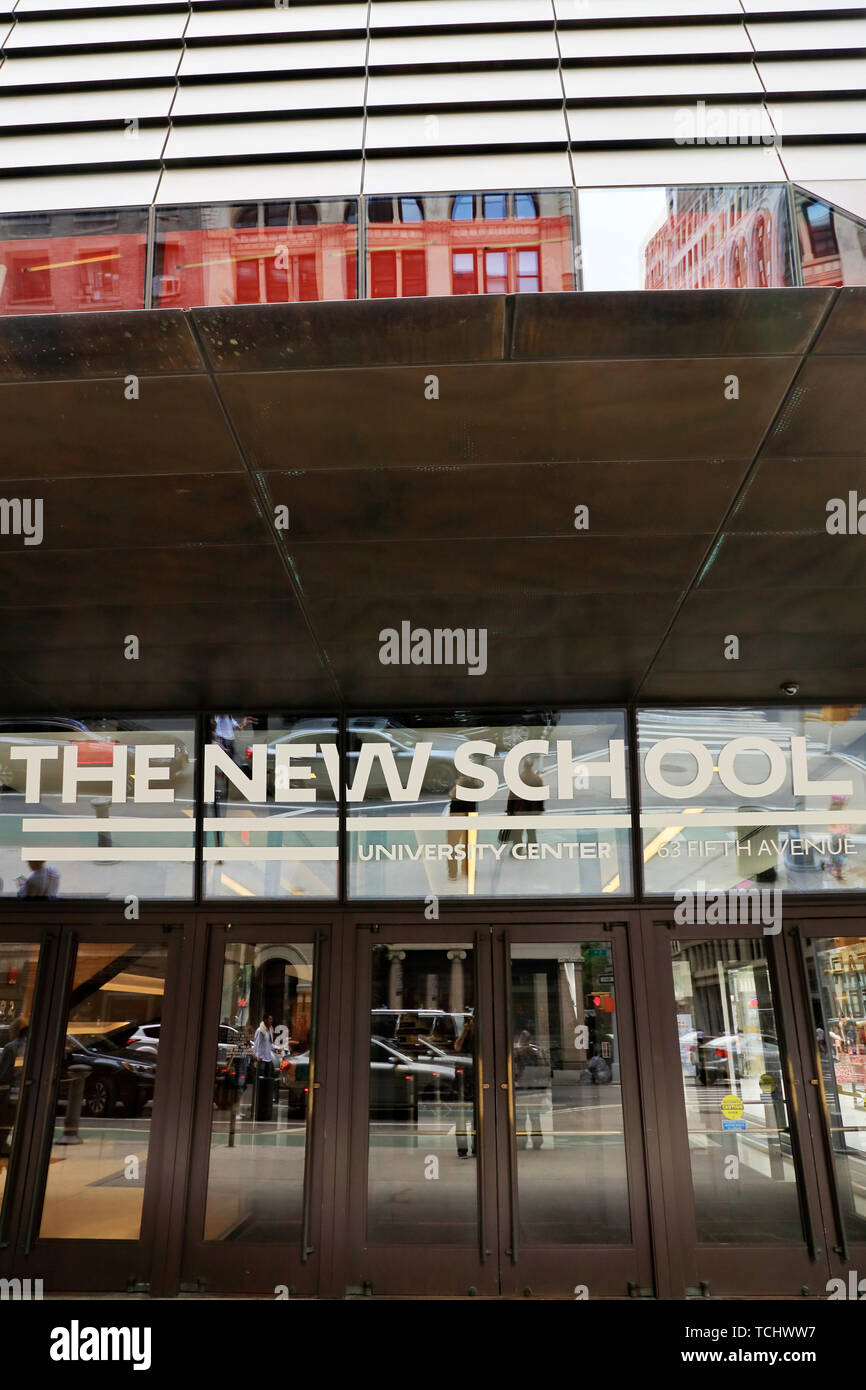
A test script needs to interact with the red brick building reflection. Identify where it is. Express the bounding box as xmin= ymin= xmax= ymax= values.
xmin=153 ymin=201 xmax=358 ymax=307
xmin=644 ymin=186 xmax=792 ymax=290
xmin=367 ymin=192 xmax=575 ymax=297
xmin=0 ymin=209 xmax=148 ymax=315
